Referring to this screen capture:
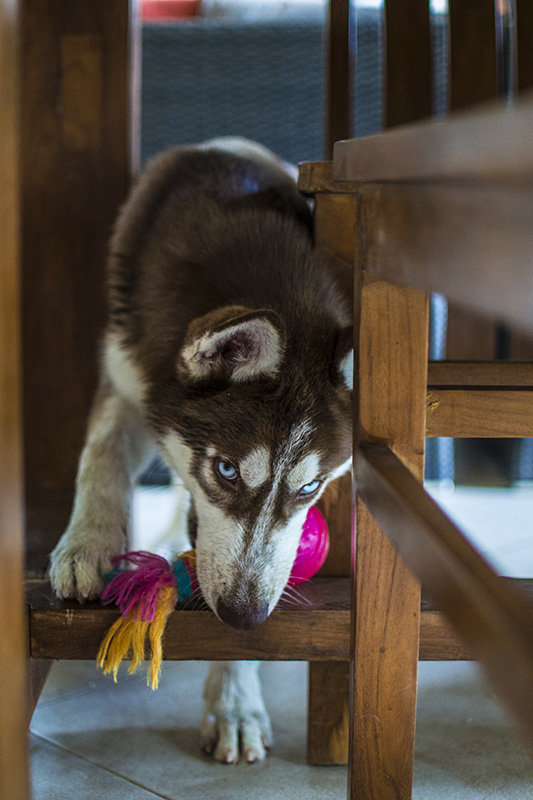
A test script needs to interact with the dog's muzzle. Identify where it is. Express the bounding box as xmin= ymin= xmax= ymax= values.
xmin=216 ymin=598 xmax=269 ymax=630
